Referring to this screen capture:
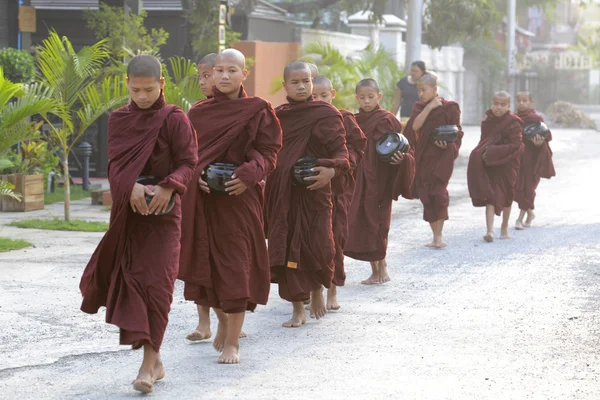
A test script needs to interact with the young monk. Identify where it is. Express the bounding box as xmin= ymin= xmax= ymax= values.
xmin=514 ymin=91 xmax=555 ymax=229
xmin=312 ymin=75 xmax=366 ymax=310
xmin=345 ymin=79 xmax=415 ymax=284
xmin=402 ymin=74 xmax=463 ymax=248
xmin=265 ymin=61 xmax=349 ymax=327
xmin=185 ymin=52 xmax=216 ymax=343
xmin=306 ymin=62 xmax=319 ymax=79
xmin=179 ymin=49 xmax=282 ymax=364
xmin=79 ymin=55 xmax=198 ymax=393
xmin=467 ymin=91 xmax=524 ymax=242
